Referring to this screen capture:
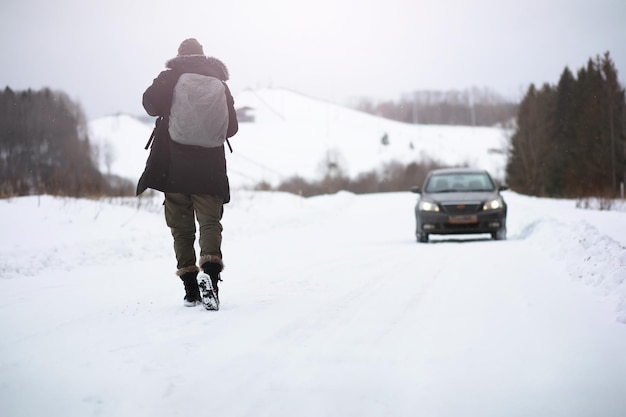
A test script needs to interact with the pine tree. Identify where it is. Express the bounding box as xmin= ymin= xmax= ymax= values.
xmin=506 ymin=84 xmax=555 ymax=195
xmin=550 ymin=67 xmax=576 ymax=196
xmin=600 ymin=52 xmax=626 ymax=194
